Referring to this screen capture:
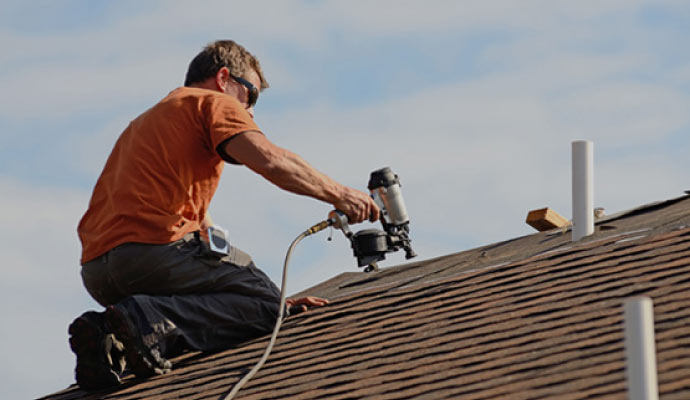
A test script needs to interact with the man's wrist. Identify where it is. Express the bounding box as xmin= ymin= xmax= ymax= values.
xmin=322 ymin=181 xmax=346 ymax=206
